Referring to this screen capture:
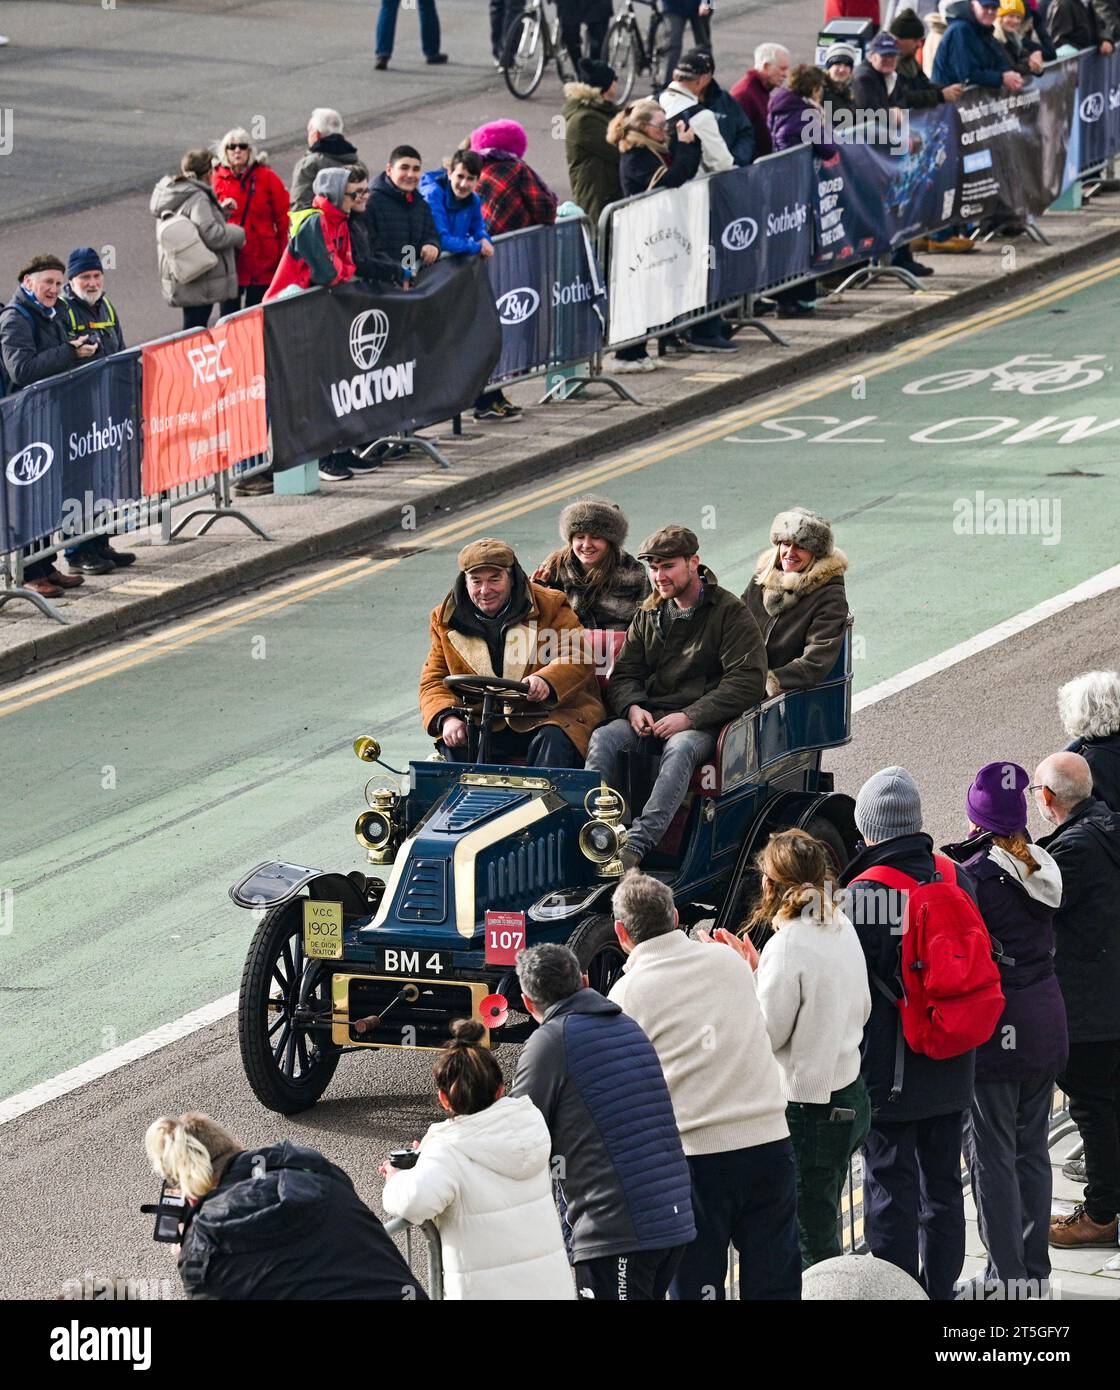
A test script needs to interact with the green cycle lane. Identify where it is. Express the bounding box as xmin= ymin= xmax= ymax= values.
xmin=2 ymin=270 xmax=1118 ymax=1102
